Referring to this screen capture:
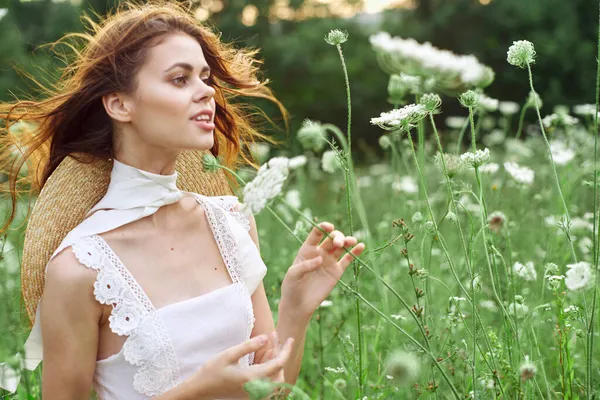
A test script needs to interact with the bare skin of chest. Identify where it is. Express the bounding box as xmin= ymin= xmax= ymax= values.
xmin=95 ymin=194 xmax=232 ymax=360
